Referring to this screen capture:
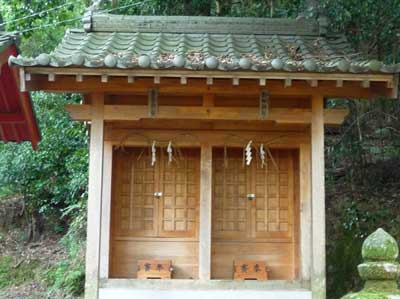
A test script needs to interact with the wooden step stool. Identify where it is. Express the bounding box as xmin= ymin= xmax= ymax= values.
xmin=233 ymin=260 xmax=269 ymax=280
xmin=137 ymin=259 xmax=173 ymax=279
